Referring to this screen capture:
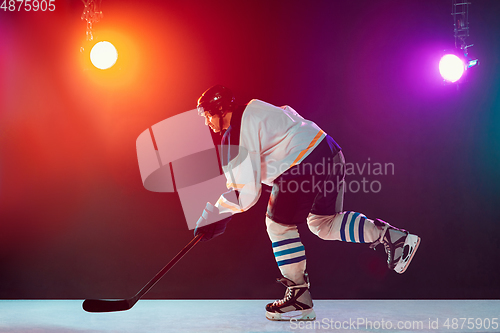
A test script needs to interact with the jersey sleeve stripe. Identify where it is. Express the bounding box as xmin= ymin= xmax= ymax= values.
xmin=216 ymin=197 xmax=244 ymax=213
xmin=289 ymin=130 xmax=325 ymax=168
xmin=226 ymin=182 xmax=246 ymax=189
